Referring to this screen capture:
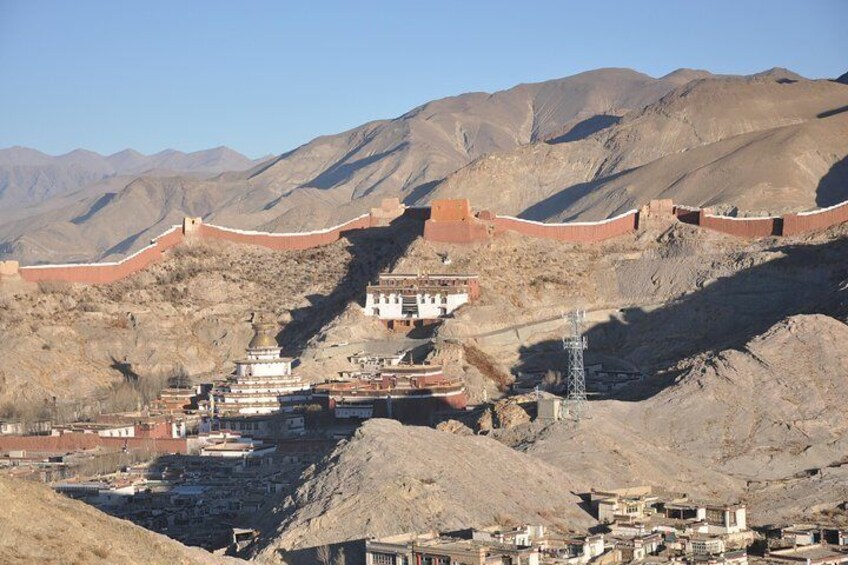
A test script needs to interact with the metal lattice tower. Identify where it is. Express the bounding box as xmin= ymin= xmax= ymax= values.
xmin=562 ymin=310 xmax=588 ymax=420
